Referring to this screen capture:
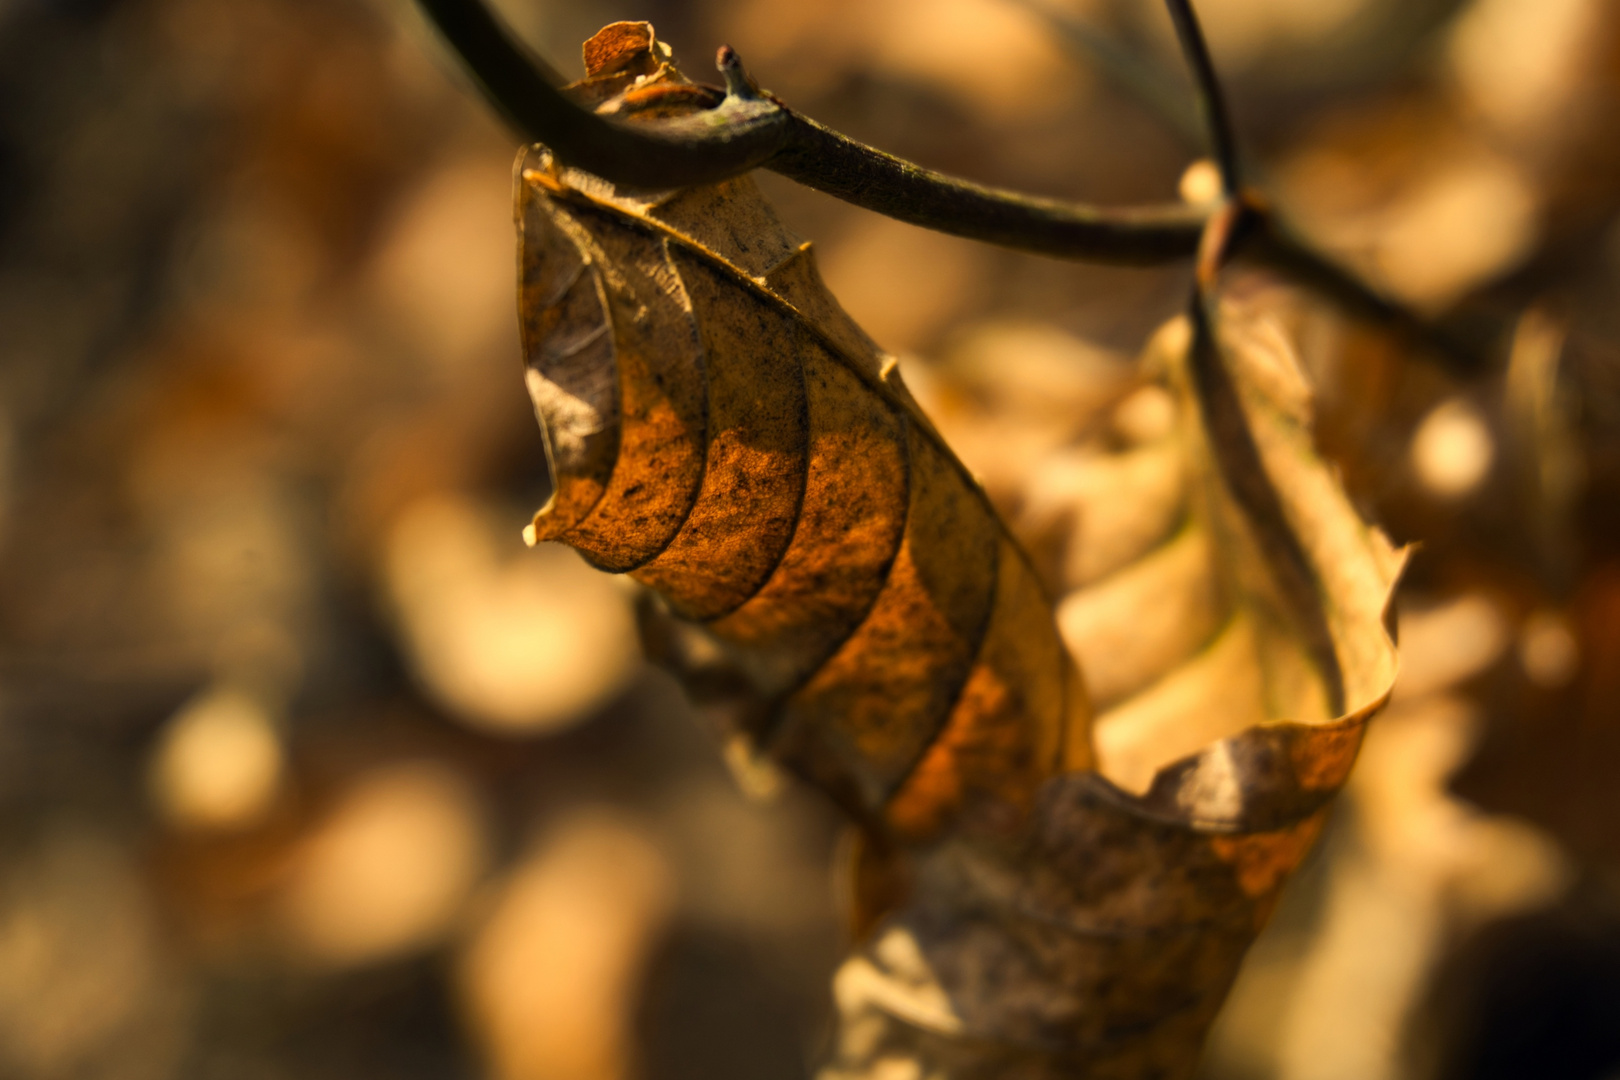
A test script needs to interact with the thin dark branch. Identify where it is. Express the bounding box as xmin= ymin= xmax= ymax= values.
xmin=1243 ymin=225 xmax=1486 ymax=374
xmin=770 ymin=116 xmax=1205 ymax=262
xmin=413 ymin=0 xmax=1205 ymax=263
xmin=415 ymin=0 xmax=1498 ymax=372
xmin=1163 ymin=0 xmax=1241 ymax=195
